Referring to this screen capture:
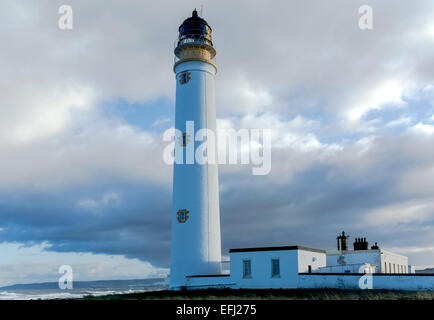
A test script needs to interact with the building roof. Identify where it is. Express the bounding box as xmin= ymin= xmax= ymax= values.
xmin=300 ymin=273 xmax=434 ymax=276
xmin=326 ymin=249 xmax=408 ymax=259
xmin=229 ymin=245 xmax=326 ymax=254
xmin=326 ymin=249 xmax=381 ymax=255
xmin=186 ymin=274 xmax=230 ymax=278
